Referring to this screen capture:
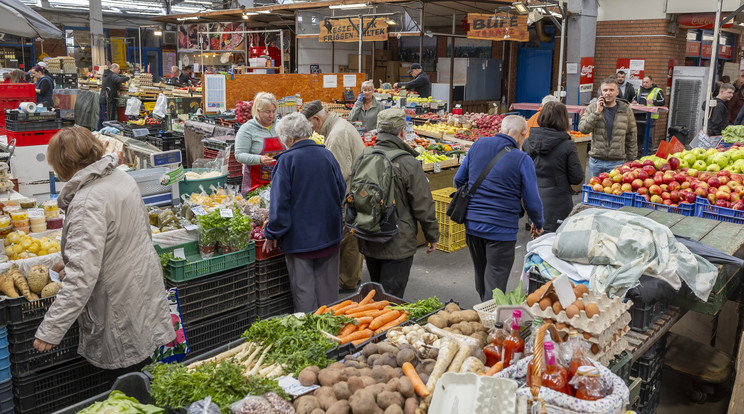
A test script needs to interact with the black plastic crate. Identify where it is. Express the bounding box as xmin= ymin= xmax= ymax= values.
xmin=0 ymin=379 xmax=11 ymax=414
xmin=184 ymin=306 xmax=255 ymax=358
xmin=5 ymin=109 xmax=60 ymax=122
xmin=631 ymin=353 xmax=664 ymax=381
xmin=0 ymin=300 xmax=6 ymax=328
xmin=633 ymin=384 xmax=660 ymax=414
xmin=51 ymin=372 xmax=152 ymax=414
xmin=527 ymin=267 xmax=545 ymax=294
xmin=226 ymin=176 xmax=243 ymax=187
xmin=166 ymin=266 xmax=254 ymax=325
xmin=256 ymin=272 xmax=291 ymax=300
xmin=629 ymin=299 xmax=669 ymax=332
xmin=6 ymin=297 xmax=55 ymax=327
xmin=256 ymin=256 xmax=288 ymax=281
xmin=256 ymin=293 xmax=294 ymax=319
xmin=146 ymin=131 xmax=185 ymax=152
xmin=8 ymin=323 xmax=80 ymax=377
xmin=122 ymin=120 xmax=167 ymax=138
xmin=4 ymin=119 xmax=62 ymax=132
xmin=202 ymin=136 xmax=235 ymax=151
xmin=13 ymin=359 xmax=109 ymax=414
xmin=638 ymin=368 xmax=662 ymax=406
